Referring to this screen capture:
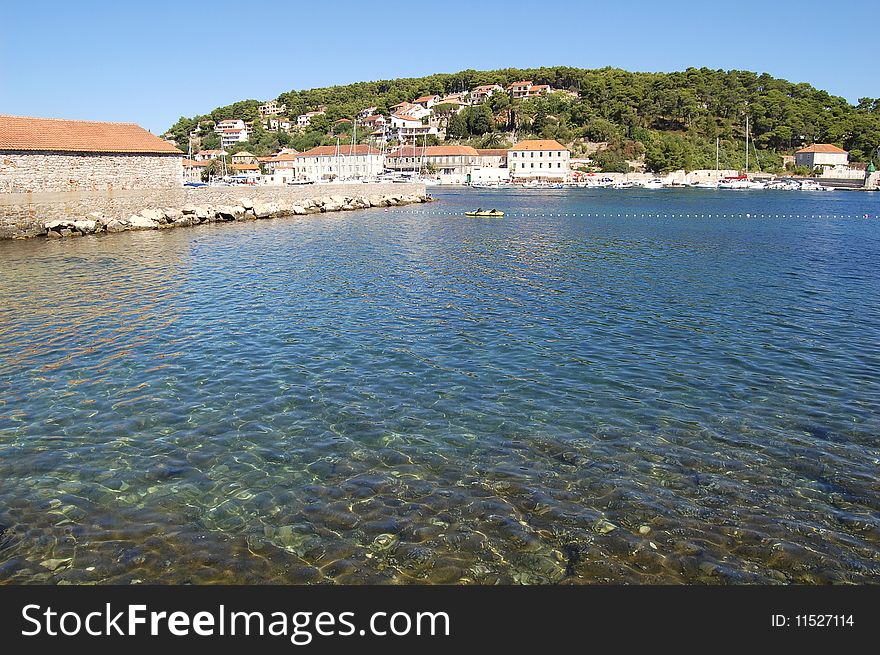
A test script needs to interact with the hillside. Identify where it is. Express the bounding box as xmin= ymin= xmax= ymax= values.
xmin=165 ymin=66 xmax=880 ymax=174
